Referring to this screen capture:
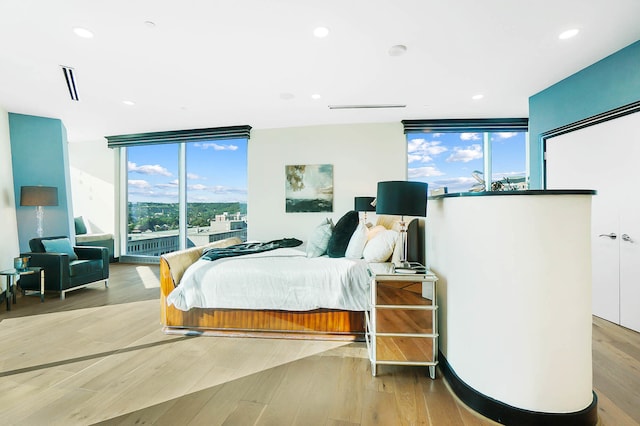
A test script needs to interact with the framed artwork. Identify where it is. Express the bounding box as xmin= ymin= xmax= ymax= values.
xmin=285 ymin=164 xmax=333 ymax=212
